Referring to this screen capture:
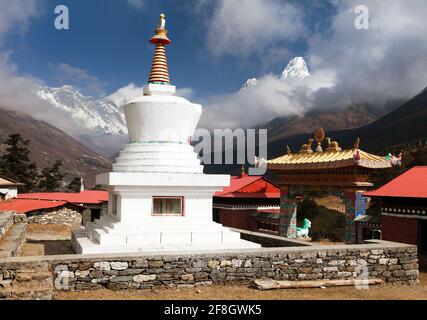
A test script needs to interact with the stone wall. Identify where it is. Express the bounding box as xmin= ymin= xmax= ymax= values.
xmin=27 ymin=206 xmax=82 ymax=227
xmin=0 ymin=212 xmax=27 ymax=259
xmin=0 ymin=212 xmax=13 ymax=240
xmin=0 ymin=240 xmax=419 ymax=298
